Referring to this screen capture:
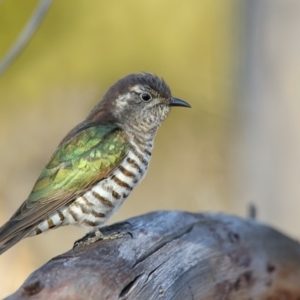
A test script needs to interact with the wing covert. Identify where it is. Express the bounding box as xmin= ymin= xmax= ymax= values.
xmin=9 ymin=123 xmax=129 ymax=225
